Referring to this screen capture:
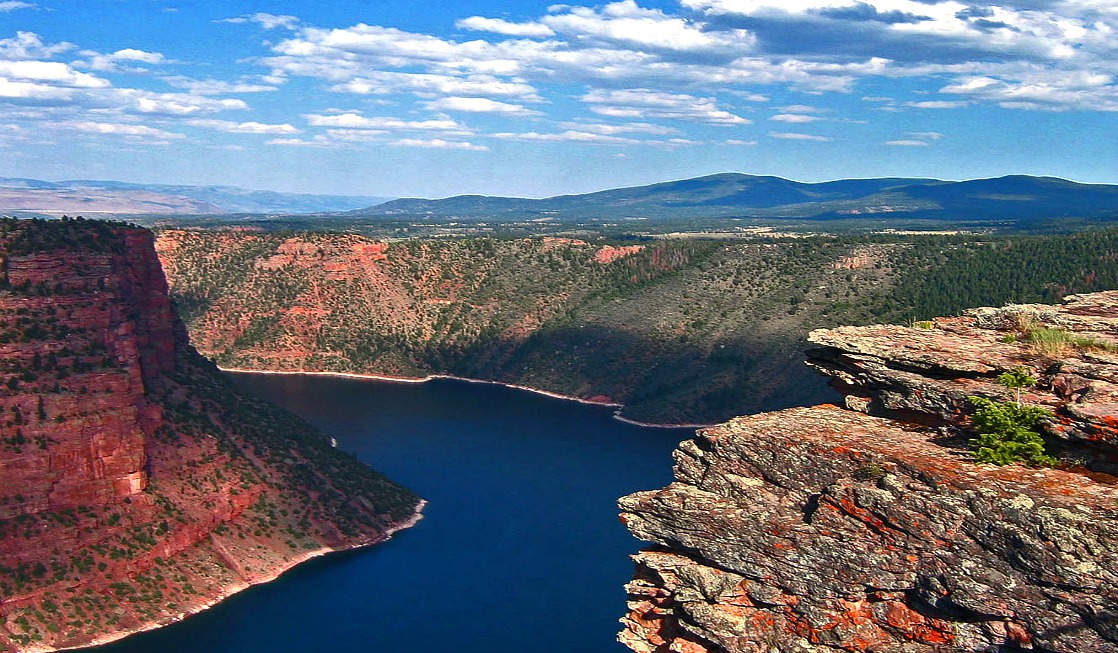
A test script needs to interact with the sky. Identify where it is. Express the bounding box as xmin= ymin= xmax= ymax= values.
xmin=0 ymin=0 xmax=1115 ymax=198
